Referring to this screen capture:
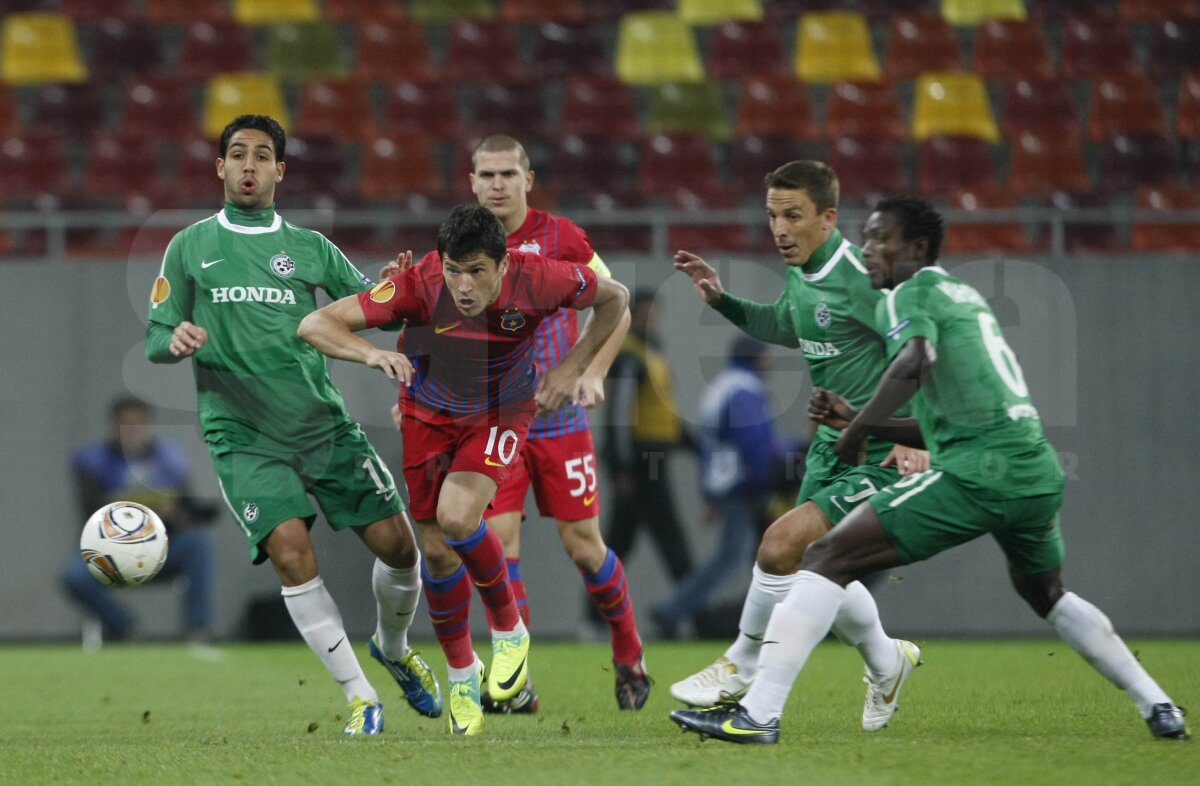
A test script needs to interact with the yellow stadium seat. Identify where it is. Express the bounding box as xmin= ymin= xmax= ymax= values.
xmin=1 ymin=13 xmax=87 ymax=84
xmin=267 ymin=22 xmax=345 ymax=80
xmin=616 ymin=12 xmax=704 ymax=85
xmin=233 ymin=0 xmax=319 ymax=24
xmin=410 ymin=0 xmax=495 ymax=23
xmin=204 ymin=73 xmax=290 ymax=138
xmin=646 ymin=82 xmax=732 ymax=141
xmin=940 ymin=0 xmax=1027 ymax=27
xmin=795 ymin=11 xmax=880 ymax=83
xmin=677 ymin=0 xmax=763 ymax=25
xmin=912 ymin=71 xmax=999 ymax=142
